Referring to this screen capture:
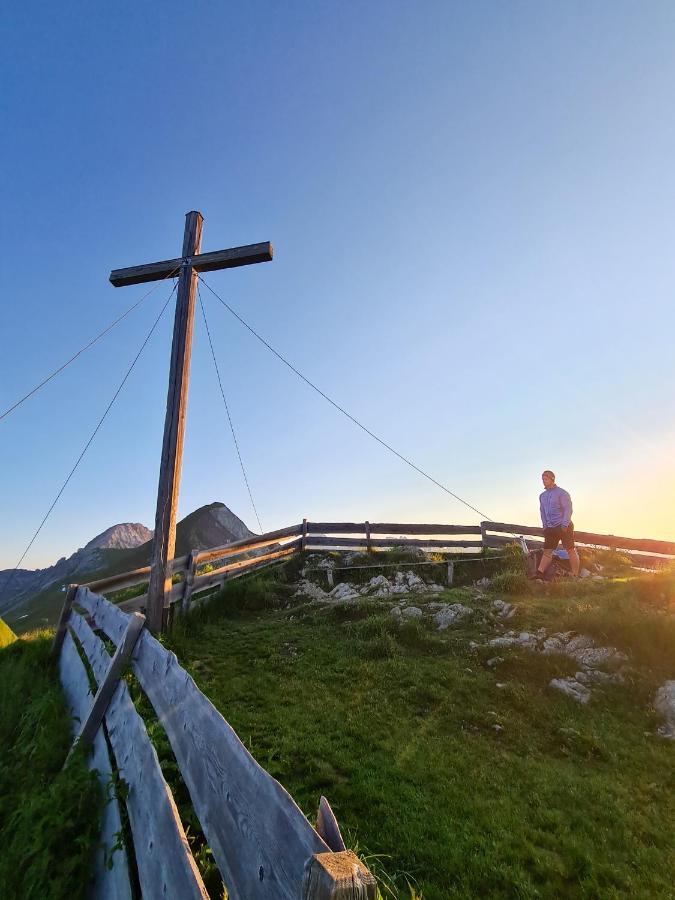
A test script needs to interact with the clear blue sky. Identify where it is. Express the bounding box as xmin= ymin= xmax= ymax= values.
xmin=2 ymin=0 xmax=674 ymax=569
